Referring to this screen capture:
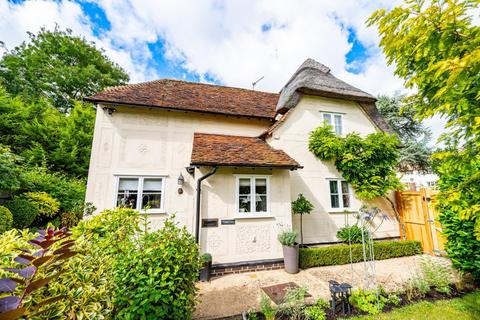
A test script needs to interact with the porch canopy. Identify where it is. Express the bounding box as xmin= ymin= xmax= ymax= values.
xmin=190 ymin=133 xmax=301 ymax=170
